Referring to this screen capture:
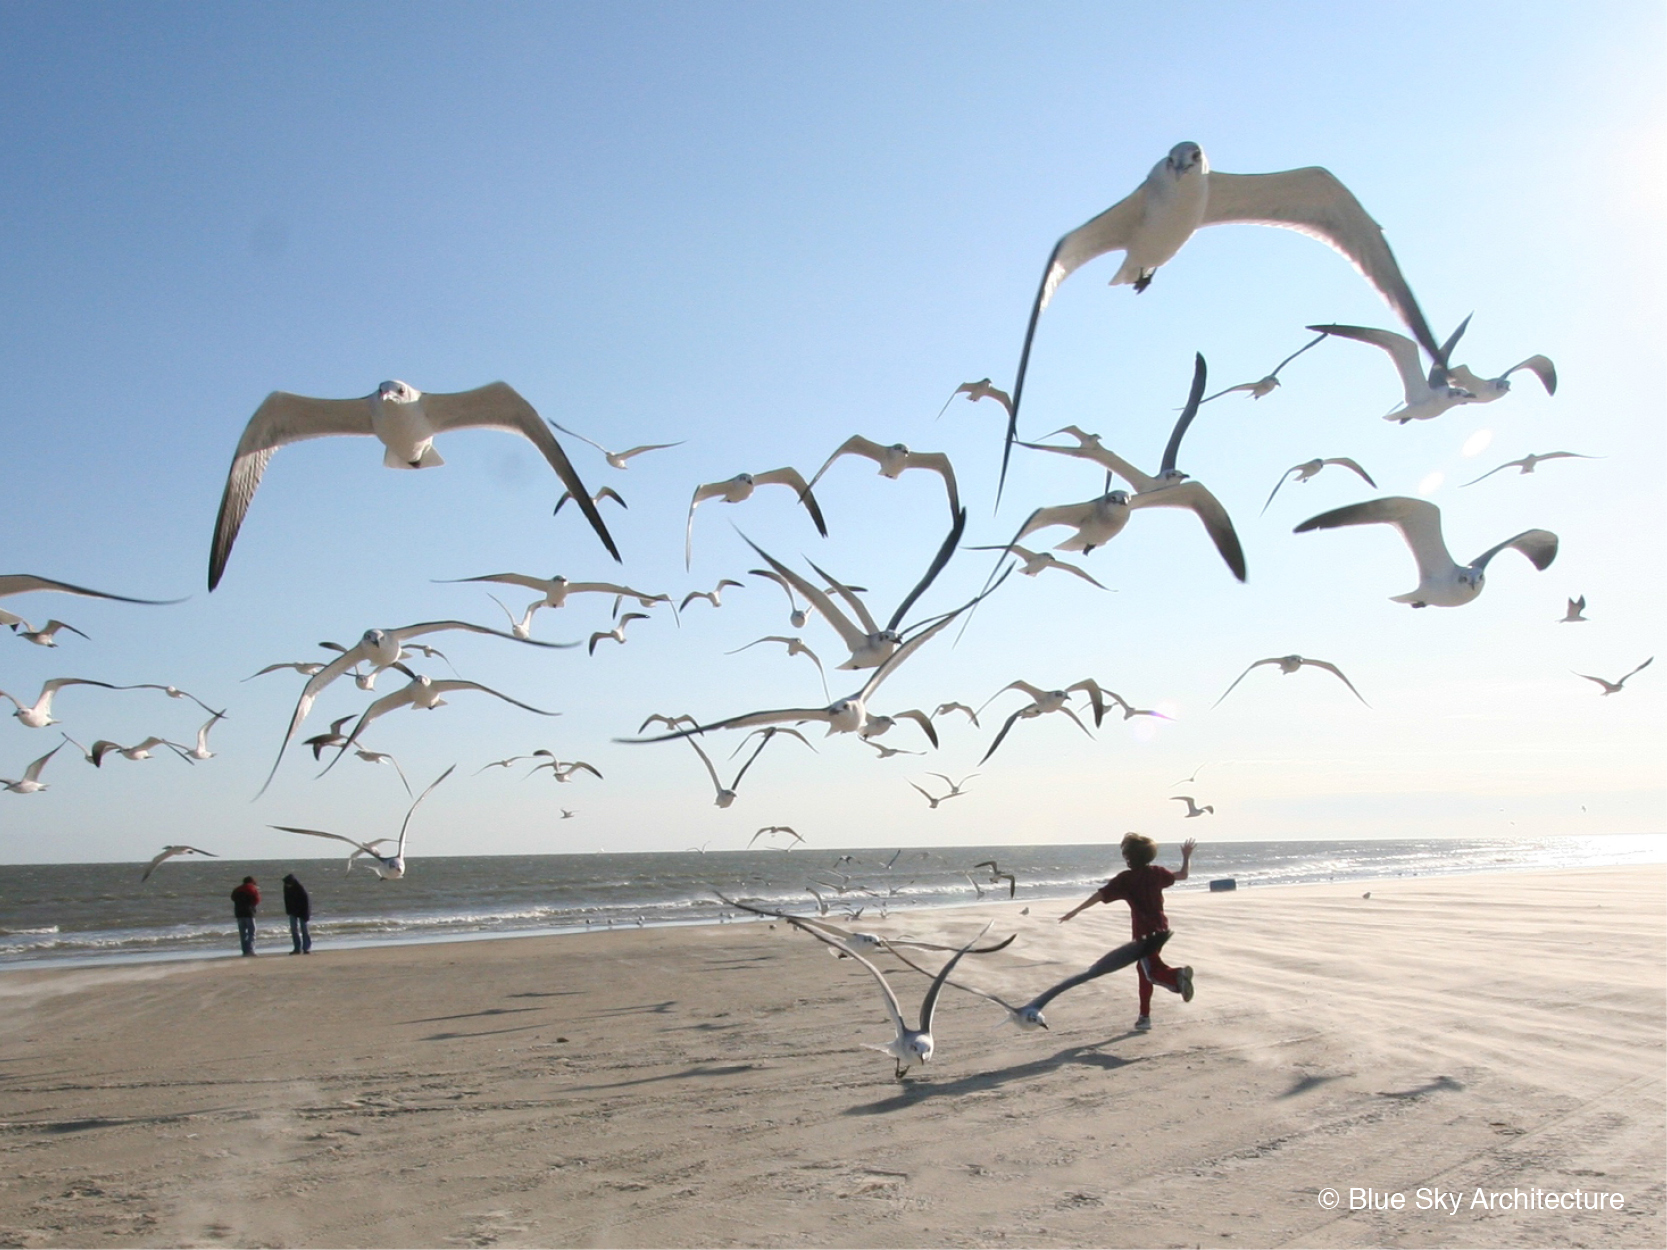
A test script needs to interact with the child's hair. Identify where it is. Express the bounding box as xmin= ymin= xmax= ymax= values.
xmin=1120 ymin=833 xmax=1158 ymax=868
